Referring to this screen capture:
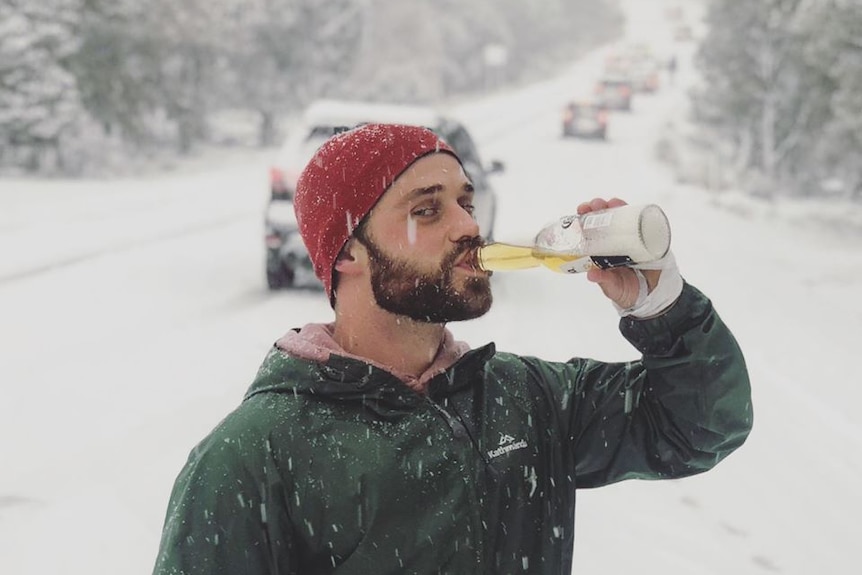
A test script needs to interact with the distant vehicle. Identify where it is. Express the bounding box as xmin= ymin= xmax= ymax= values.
xmin=265 ymin=99 xmax=505 ymax=290
xmin=561 ymin=100 xmax=608 ymax=139
xmin=595 ymin=76 xmax=634 ymax=111
xmin=629 ymin=60 xmax=661 ymax=93
xmin=603 ymin=44 xmax=660 ymax=95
